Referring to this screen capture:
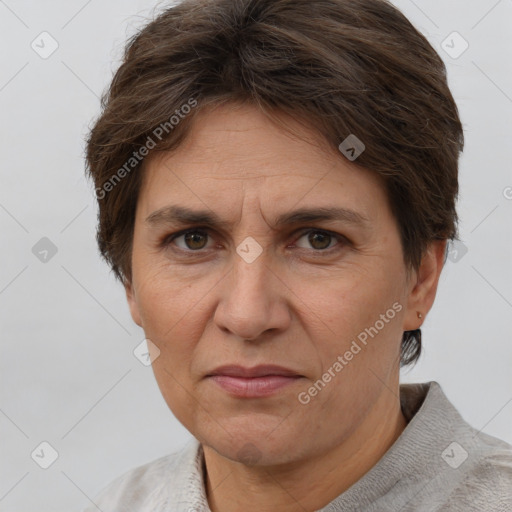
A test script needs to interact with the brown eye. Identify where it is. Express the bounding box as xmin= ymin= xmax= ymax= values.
xmin=184 ymin=231 xmax=208 ymax=250
xmin=308 ymin=232 xmax=332 ymax=250
xmin=171 ymin=230 xmax=211 ymax=251
xmin=295 ymin=230 xmax=339 ymax=251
